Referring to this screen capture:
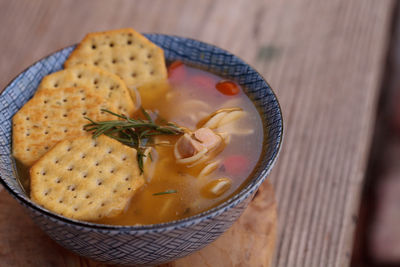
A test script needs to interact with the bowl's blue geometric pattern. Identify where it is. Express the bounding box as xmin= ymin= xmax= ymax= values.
xmin=0 ymin=34 xmax=283 ymax=265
